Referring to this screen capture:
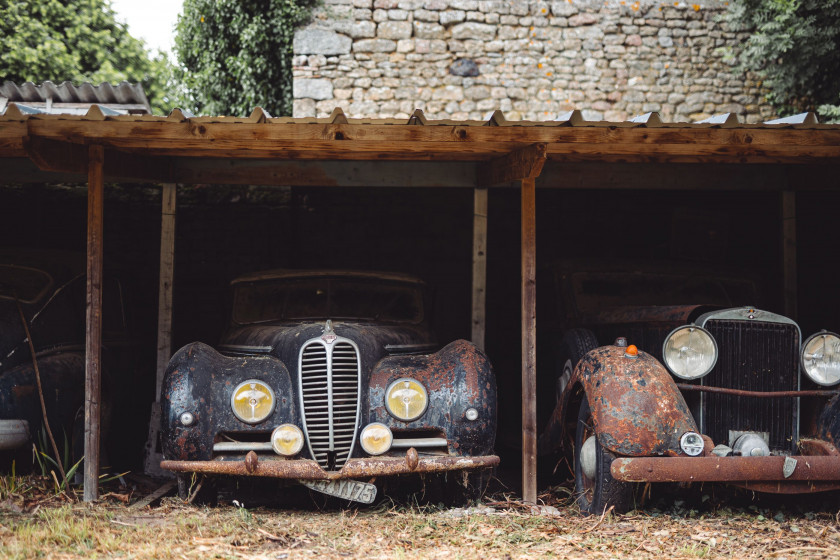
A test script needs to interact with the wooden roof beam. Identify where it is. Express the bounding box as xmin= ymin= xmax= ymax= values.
xmin=477 ymin=143 xmax=547 ymax=186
